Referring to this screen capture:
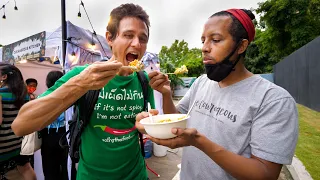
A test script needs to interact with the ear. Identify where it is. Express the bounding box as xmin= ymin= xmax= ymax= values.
xmin=237 ymin=39 xmax=249 ymax=55
xmin=1 ymin=74 xmax=7 ymax=81
xmin=106 ymin=31 xmax=114 ymax=49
